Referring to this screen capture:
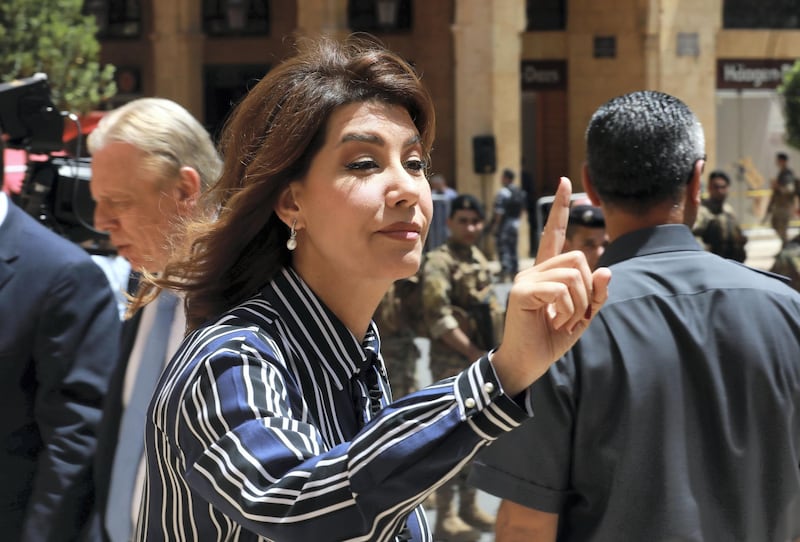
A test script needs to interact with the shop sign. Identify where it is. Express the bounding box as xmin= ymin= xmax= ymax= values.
xmin=521 ymin=60 xmax=567 ymax=91
xmin=717 ymin=58 xmax=797 ymax=90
